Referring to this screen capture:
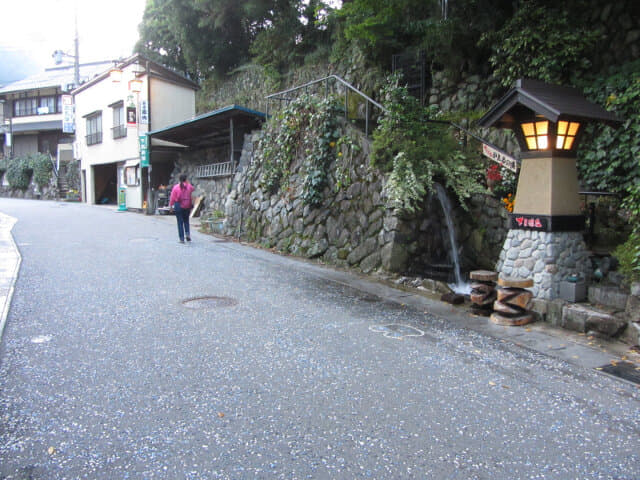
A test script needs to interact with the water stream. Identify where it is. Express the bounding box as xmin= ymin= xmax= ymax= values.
xmin=434 ymin=183 xmax=471 ymax=294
